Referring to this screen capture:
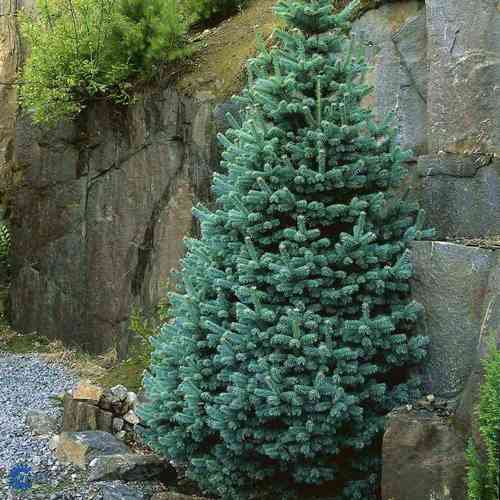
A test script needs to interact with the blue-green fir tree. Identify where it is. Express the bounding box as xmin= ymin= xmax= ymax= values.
xmin=139 ymin=0 xmax=433 ymax=498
